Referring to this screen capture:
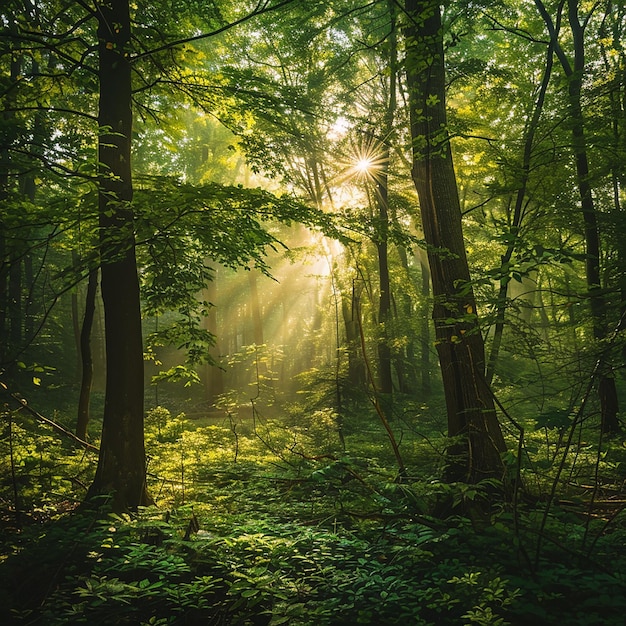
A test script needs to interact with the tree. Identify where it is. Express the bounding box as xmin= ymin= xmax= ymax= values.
xmin=533 ymin=0 xmax=620 ymax=433
xmin=404 ymin=0 xmax=507 ymax=483
xmin=599 ymin=2 xmax=626 ymax=360
xmin=86 ymin=0 xmax=152 ymax=510
xmin=372 ymin=0 xmax=398 ymax=402
xmin=76 ymin=268 xmax=98 ymax=441
xmin=0 ymin=3 xmax=25 ymax=371
xmin=484 ymin=22 xmax=556 ymax=385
